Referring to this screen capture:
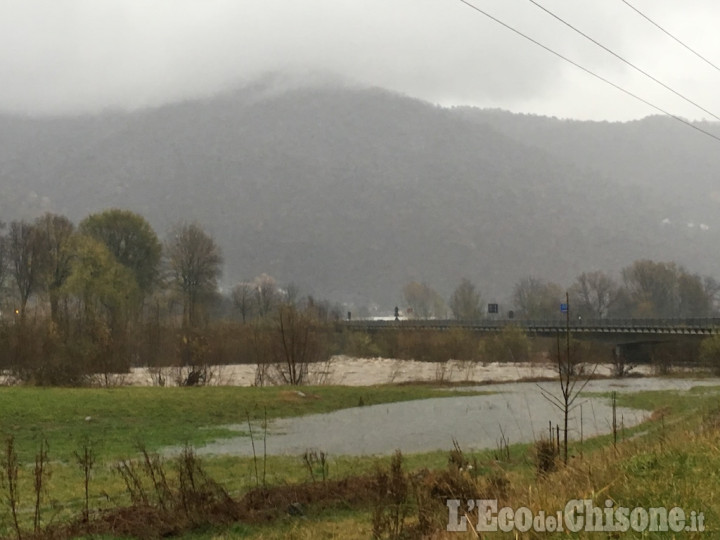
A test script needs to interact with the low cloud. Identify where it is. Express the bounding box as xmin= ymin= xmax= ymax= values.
xmin=2 ymin=0 xmax=720 ymax=119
